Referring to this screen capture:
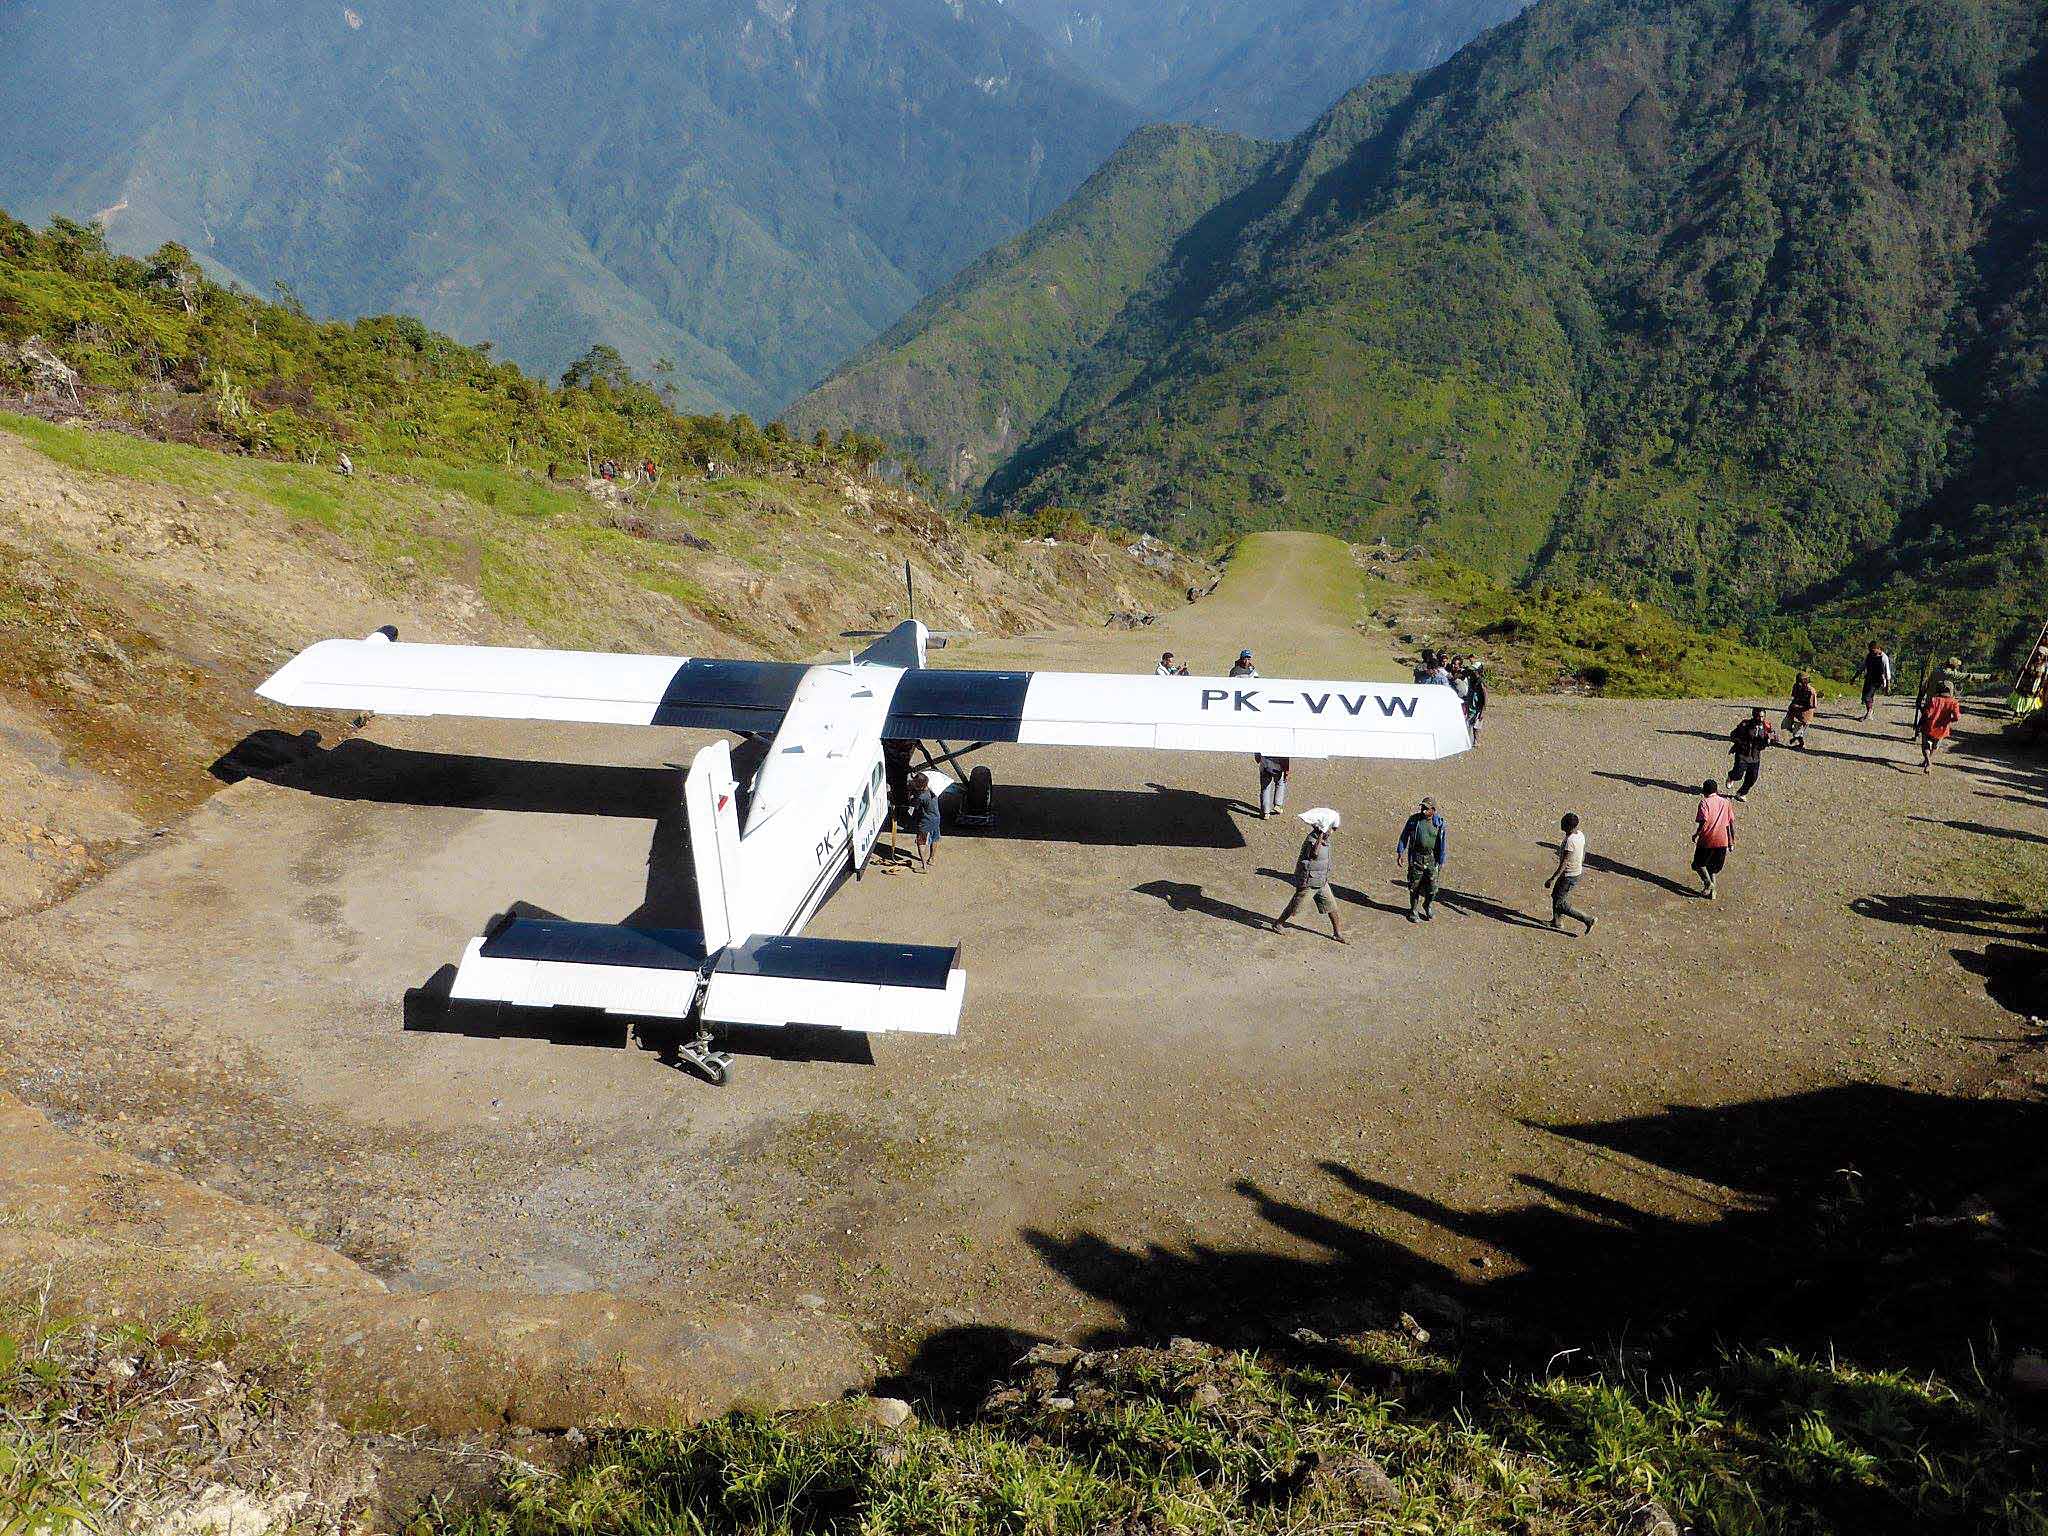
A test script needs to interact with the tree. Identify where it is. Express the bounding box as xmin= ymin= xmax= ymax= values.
xmin=561 ymin=343 xmax=634 ymax=392
xmin=145 ymin=243 xmax=205 ymax=315
xmin=652 ymin=356 xmax=677 ymax=407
